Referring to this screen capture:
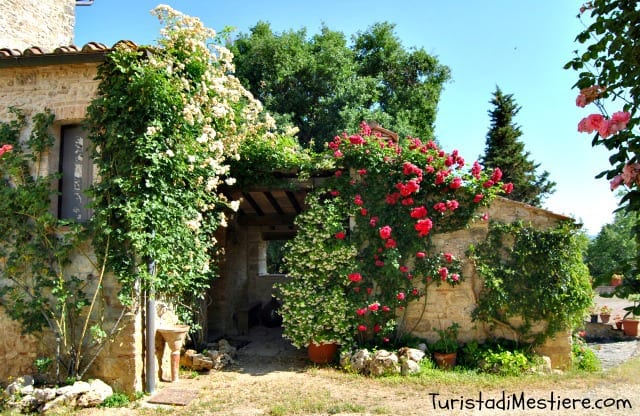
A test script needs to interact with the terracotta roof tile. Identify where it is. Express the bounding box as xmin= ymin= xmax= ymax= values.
xmin=0 ymin=41 xmax=138 ymax=67
xmin=0 ymin=41 xmax=136 ymax=59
